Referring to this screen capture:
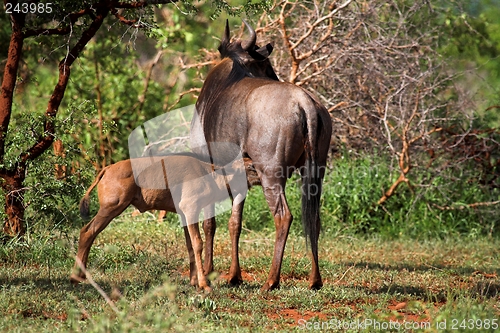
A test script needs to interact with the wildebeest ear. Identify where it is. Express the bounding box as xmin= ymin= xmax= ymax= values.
xmin=265 ymin=43 xmax=274 ymax=55
xmin=222 ymin=19 xmax=230 ymax=45
xmin=255 ymin=43 xmax=274 ymax=58
xmin=218 ymin=19 xmax=231 ymax=56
